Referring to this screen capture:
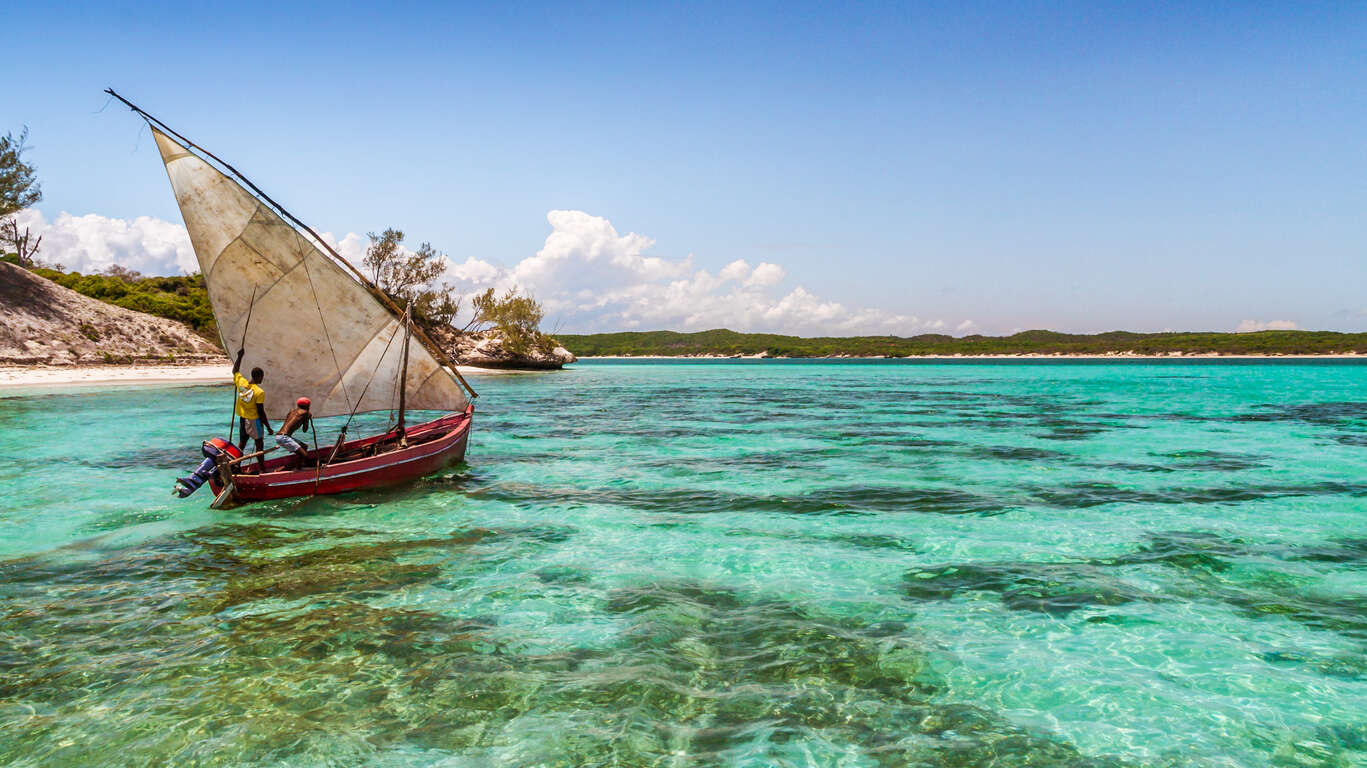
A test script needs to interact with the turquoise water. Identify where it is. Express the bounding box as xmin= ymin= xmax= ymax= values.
xmin=2 ymin=359 xmax=1367 ymax=767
